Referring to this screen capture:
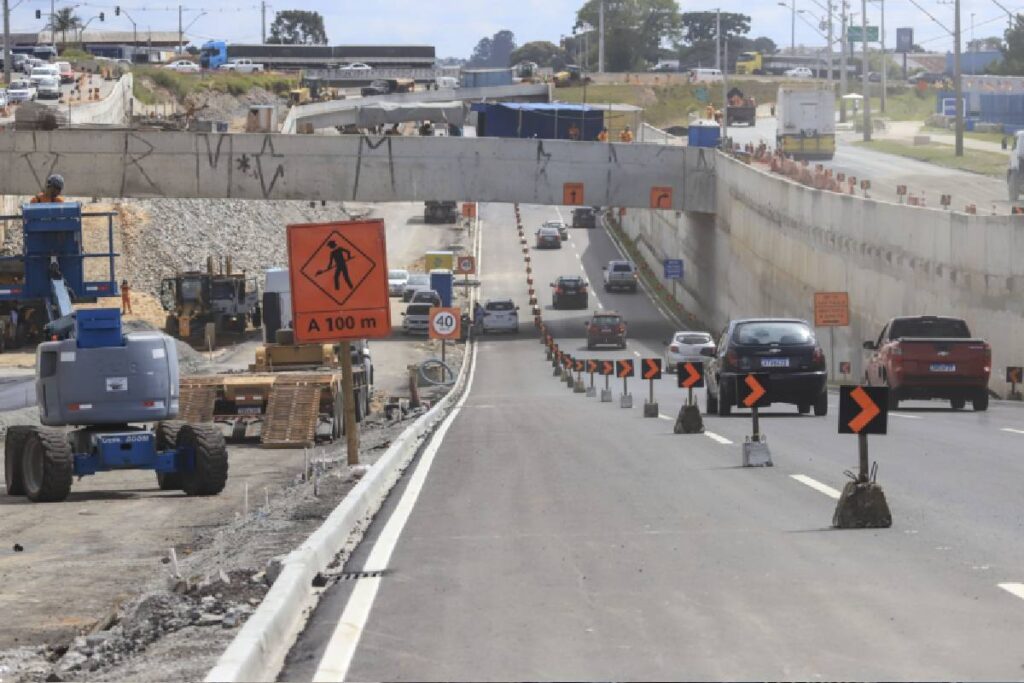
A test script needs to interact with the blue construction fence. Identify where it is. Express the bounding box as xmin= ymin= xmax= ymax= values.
xmin=935 ymin=90 xmax=1024 ymax=133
